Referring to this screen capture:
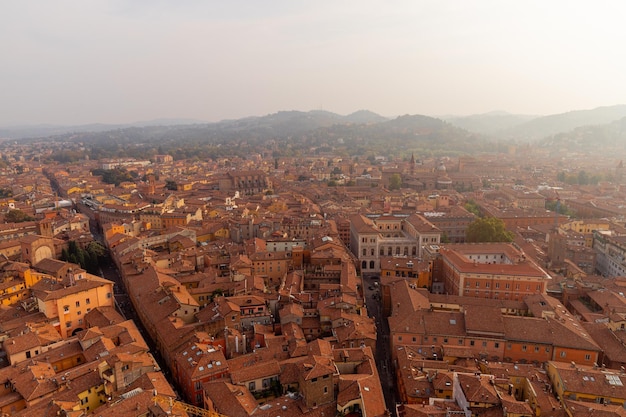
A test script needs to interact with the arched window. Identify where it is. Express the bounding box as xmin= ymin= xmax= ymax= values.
xmin=369 ymin=260 xmax=375 ymax=269
xmin=362 ymin=261 xmax=367 ymax=269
